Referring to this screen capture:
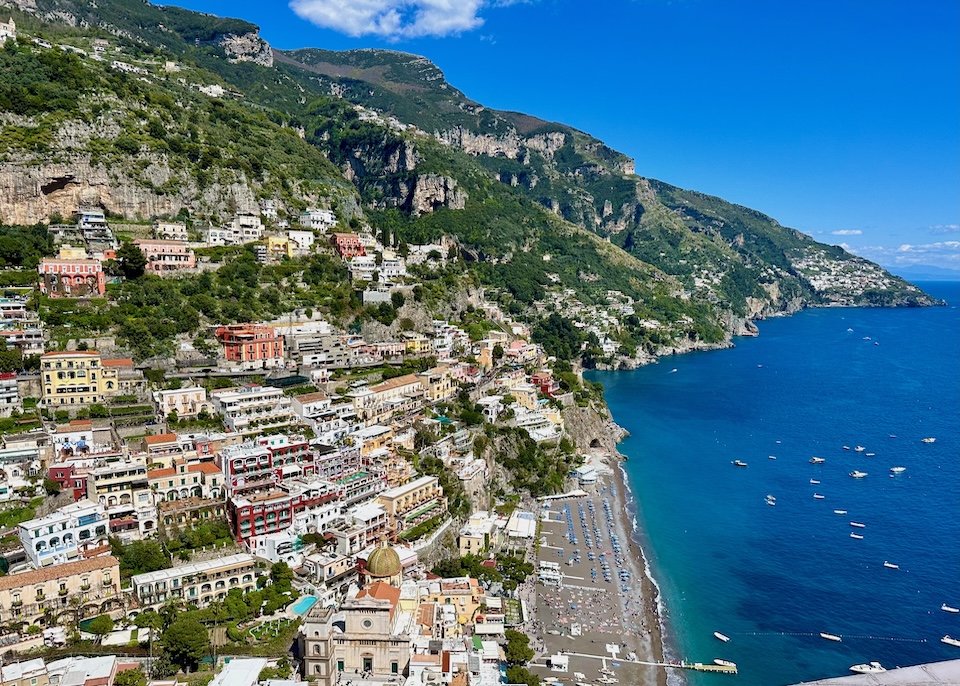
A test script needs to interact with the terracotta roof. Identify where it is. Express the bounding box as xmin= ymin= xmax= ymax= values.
xmin=294 ymin=391 xmax=328 ymax=403
xmin=144 ymin=433 xmax=178 ymax=445
xmin=189 ymin=463 xmax=222 ymax=475
xmin=370 ymin=373 xmax=421 ymax=394
xmin=0 ymin=556 xmax=118 ymax=592
xmin=148 ymin=468 xmax=176 ymax=479
xmin=41 ymin=351 xmax=100 ymax=357
xmin=102 ymin=358 xmax=133 ymax=367
xmin=57 ymin=419 xmax=93 ymax=433
xmin=356 ymin=581 xmax=401 ymax=618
